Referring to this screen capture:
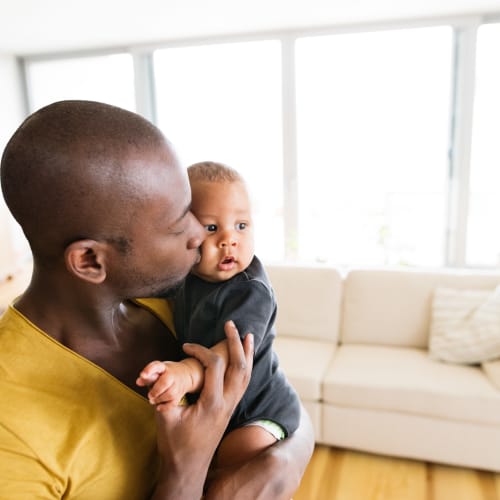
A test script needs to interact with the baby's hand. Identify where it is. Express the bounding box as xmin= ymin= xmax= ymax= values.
xmin=136 ymin=360 xmax=194 ymax=406
xmin=136 ymin=360 xmax=166 ymax=387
